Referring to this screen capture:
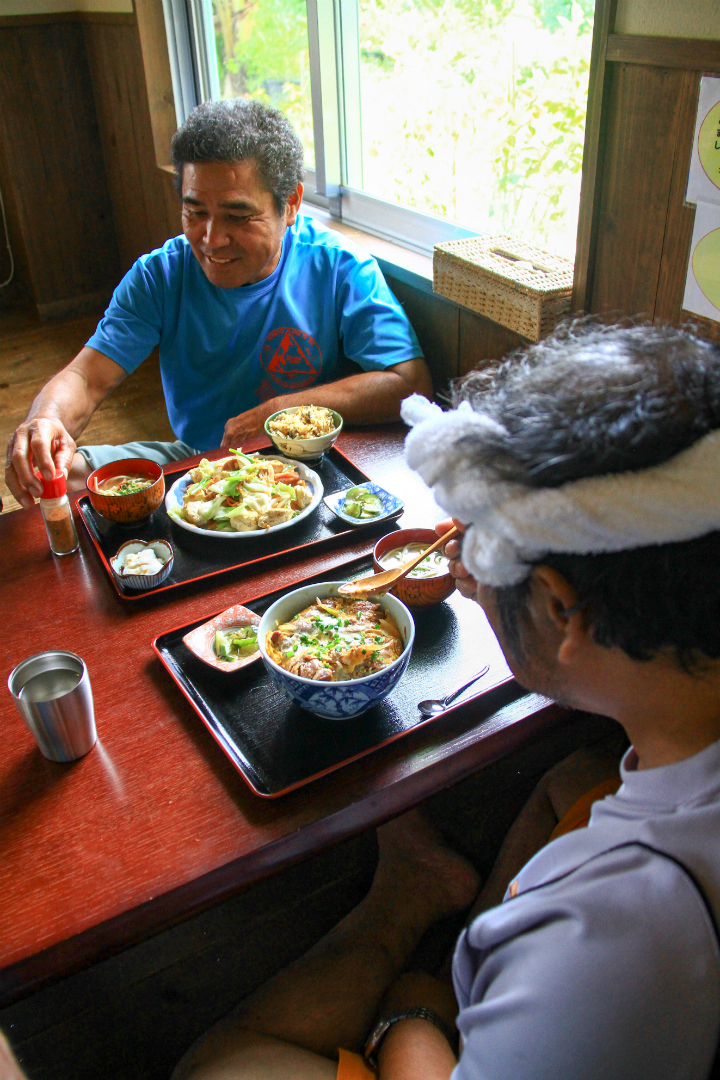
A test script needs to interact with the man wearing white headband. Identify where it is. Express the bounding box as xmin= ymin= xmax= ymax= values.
xmin=158 ymin=322 xmax=720 ymax=1080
